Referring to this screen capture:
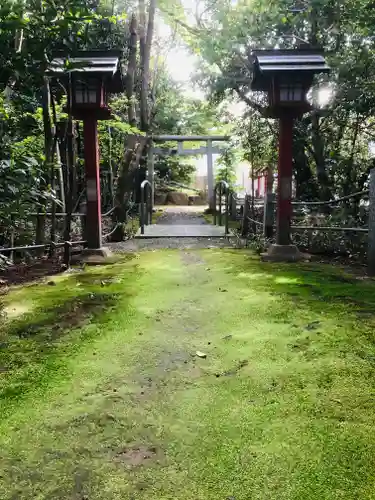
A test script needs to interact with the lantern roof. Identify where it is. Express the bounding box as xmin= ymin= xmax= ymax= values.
xmin=48 ymin=50 xmax=125 ymax=93
xmin=250 ymin=49 xmax=330 ymax=91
